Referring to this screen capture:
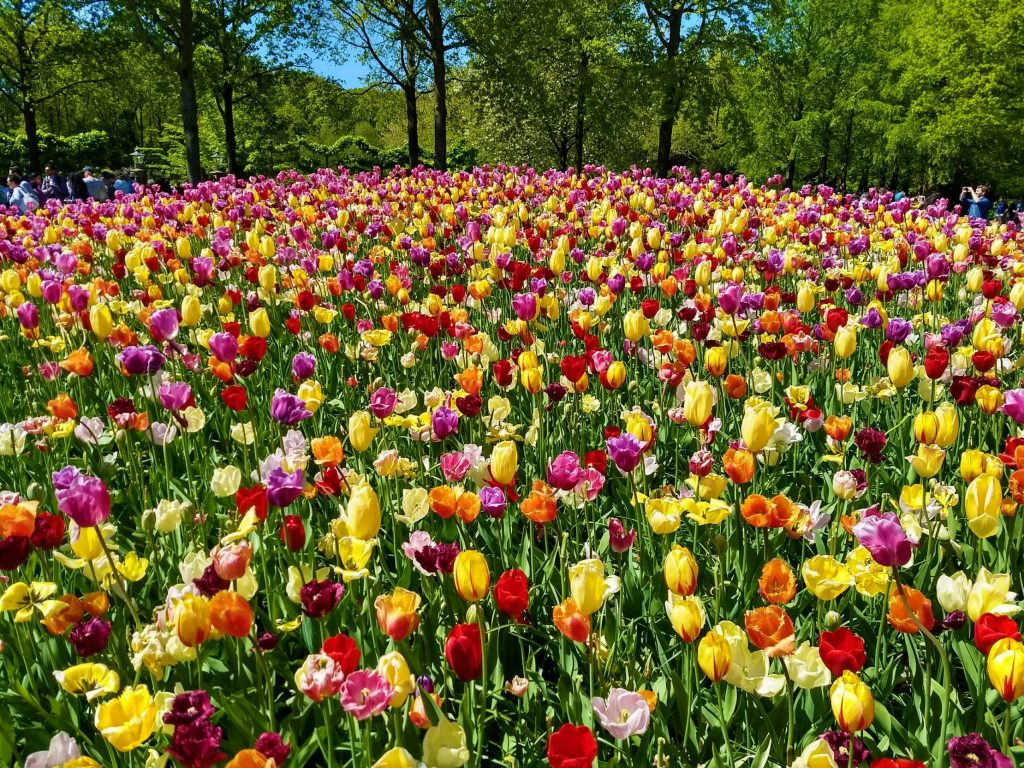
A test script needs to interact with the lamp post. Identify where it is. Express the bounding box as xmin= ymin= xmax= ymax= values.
xmin=129 ymin=150 xmax=147 ymax=184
